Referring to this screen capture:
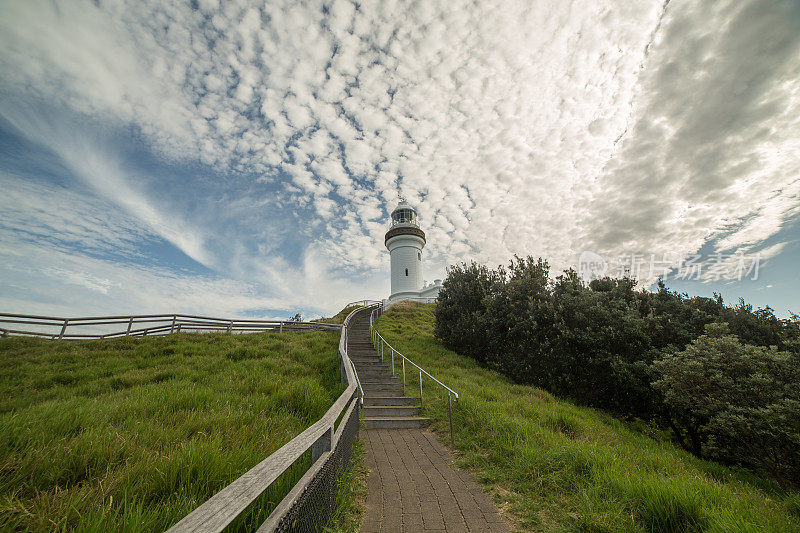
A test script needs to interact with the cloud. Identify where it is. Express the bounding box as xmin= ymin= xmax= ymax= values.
xmin=1 ymin=0 xmax=799 ymax=316
xmin=582 ymin=0 xmax=800 ymax=281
